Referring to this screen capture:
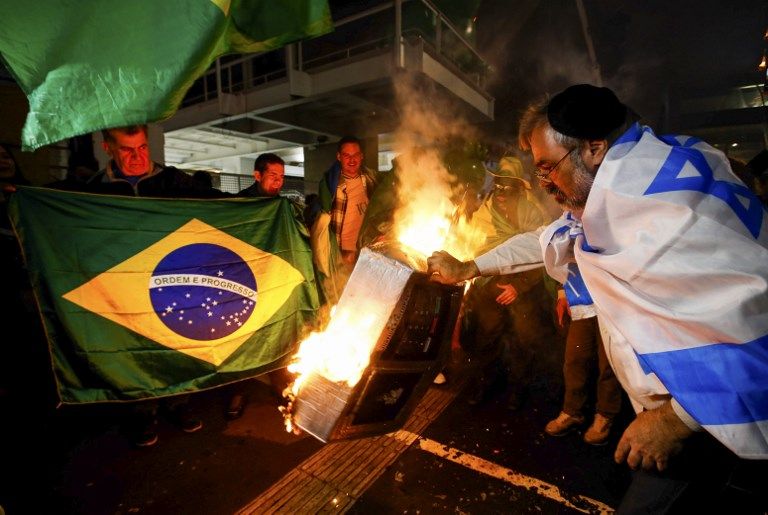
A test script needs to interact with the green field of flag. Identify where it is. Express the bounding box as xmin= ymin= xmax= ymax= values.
xmin=0 ymin=0 xmax=332 ymax=150
xmin=9 ymin=187 xmax=320 ymax=403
